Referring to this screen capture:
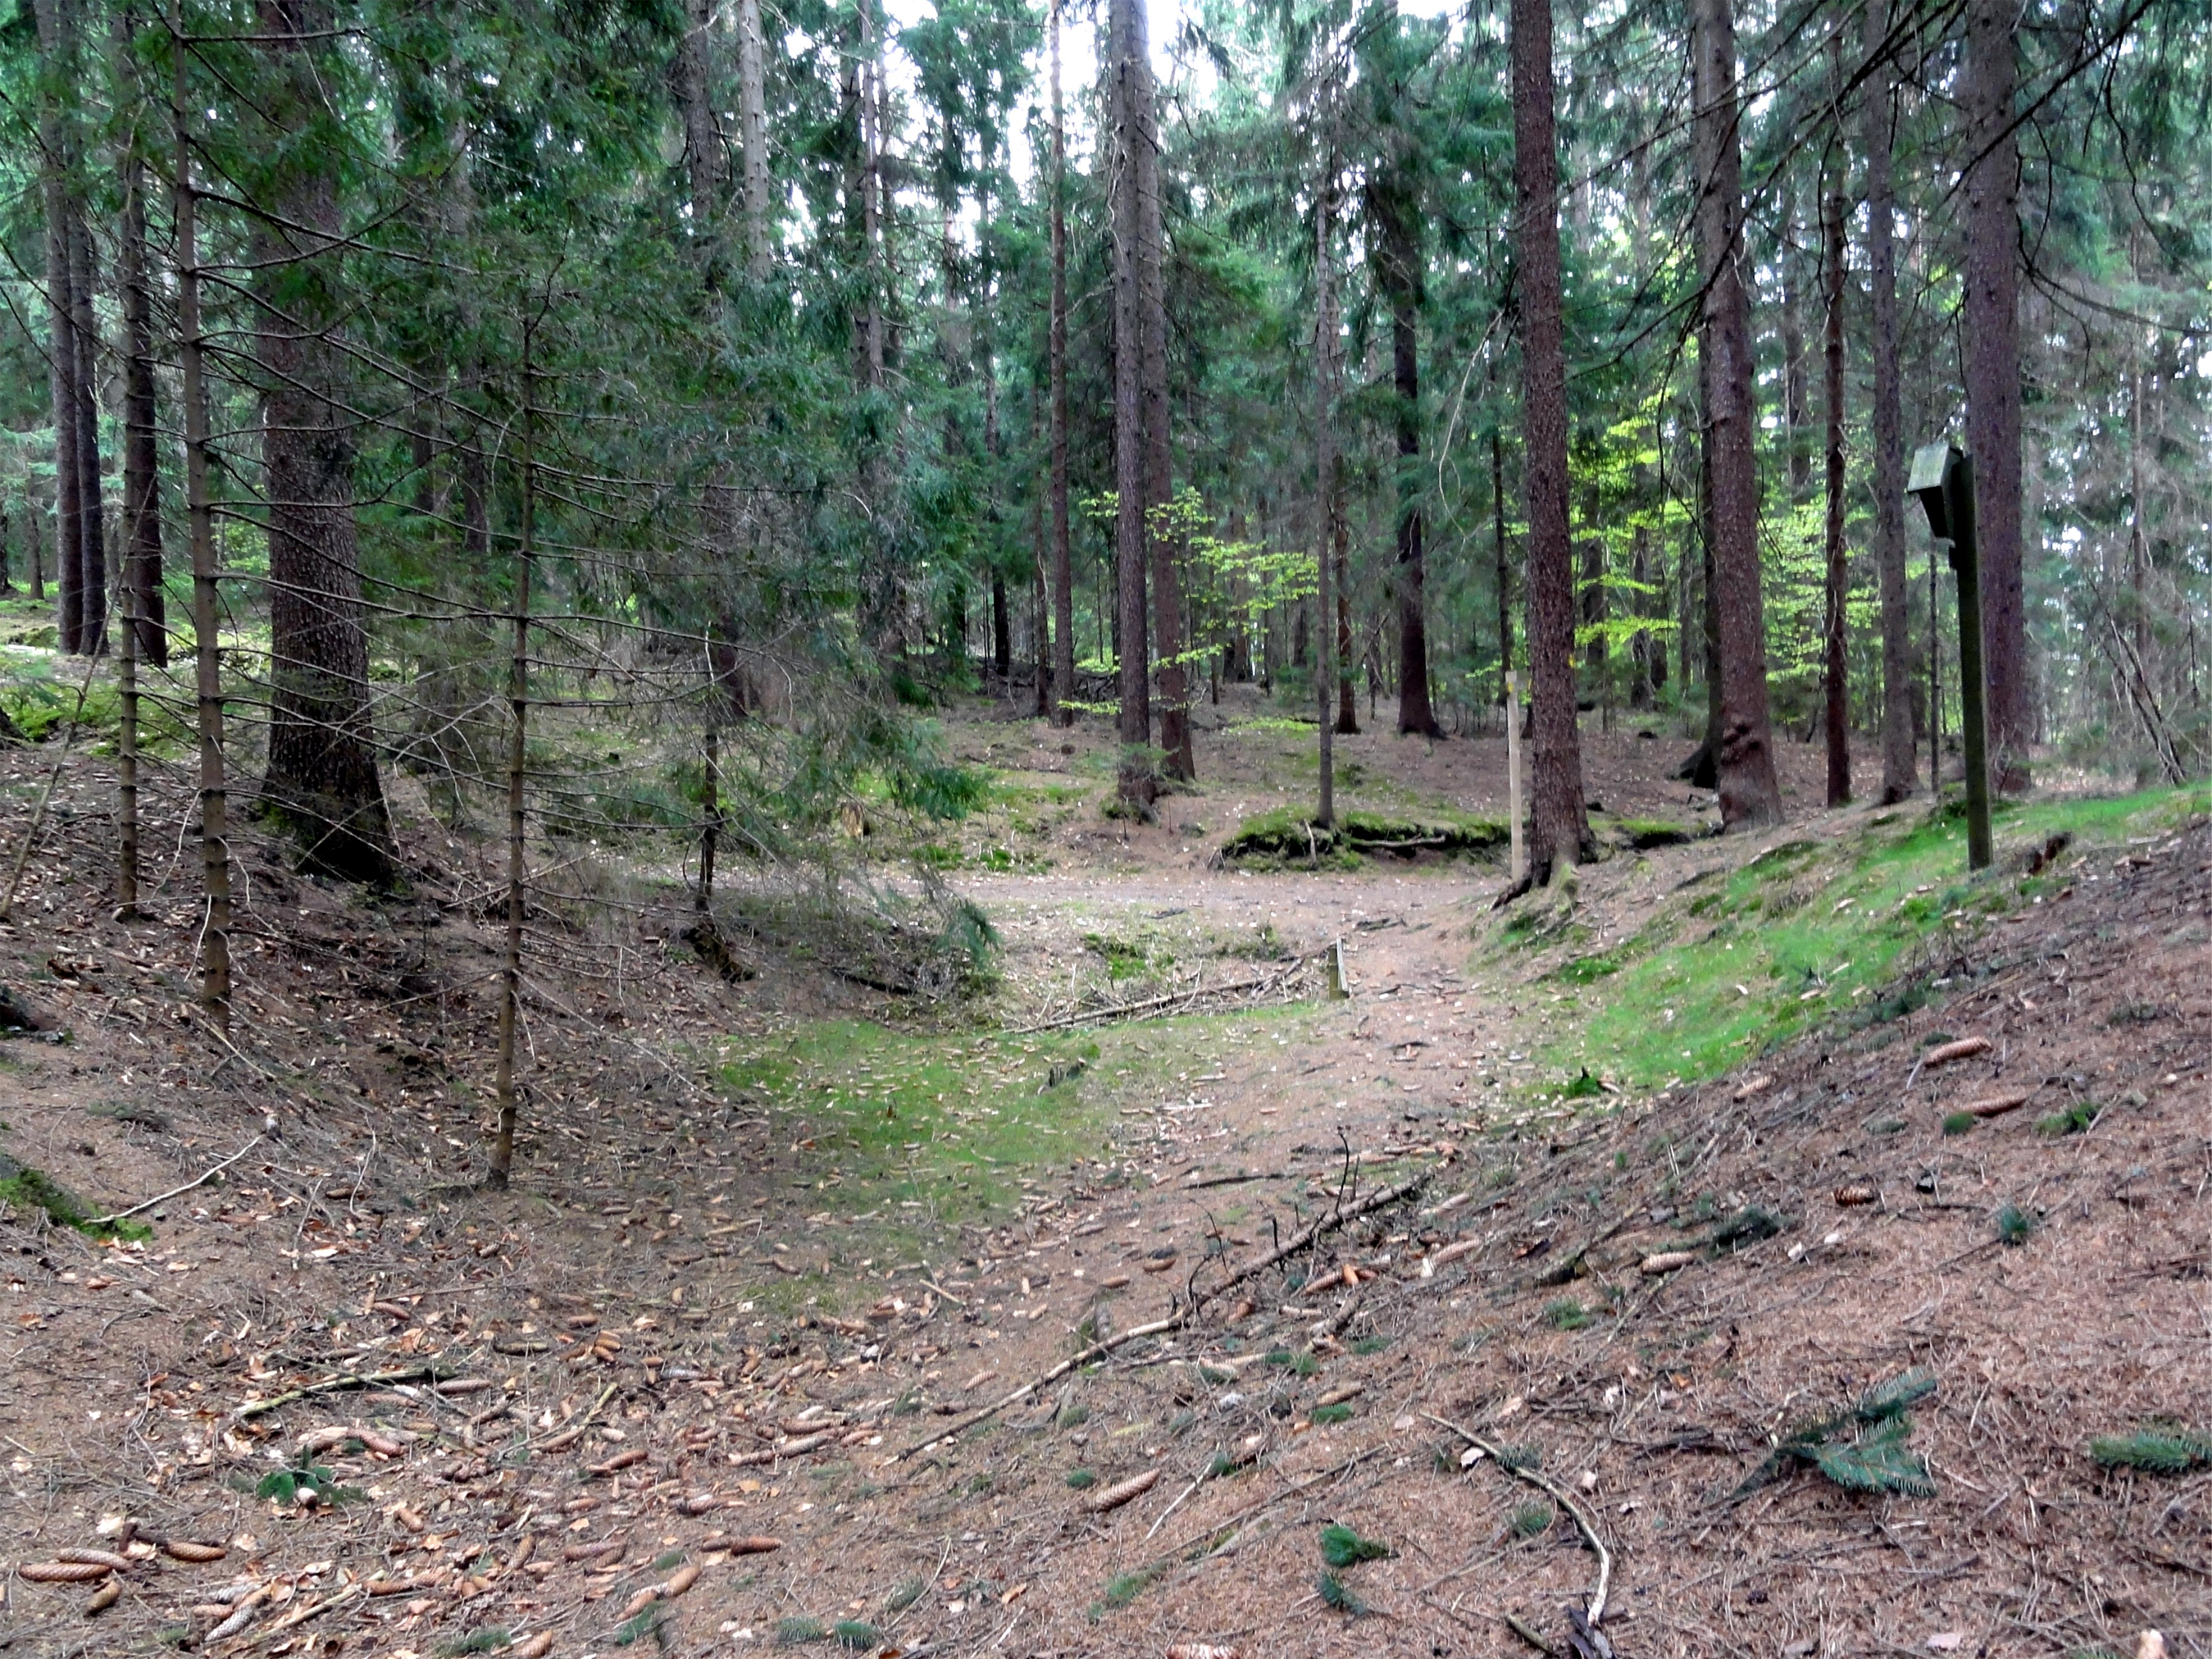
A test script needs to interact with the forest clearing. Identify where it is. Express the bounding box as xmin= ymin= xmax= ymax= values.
xmin=3 ymin=688 xmax=2208 ymax=1658
xmin=4 ymin=0 xmax=2211 ymax=1651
